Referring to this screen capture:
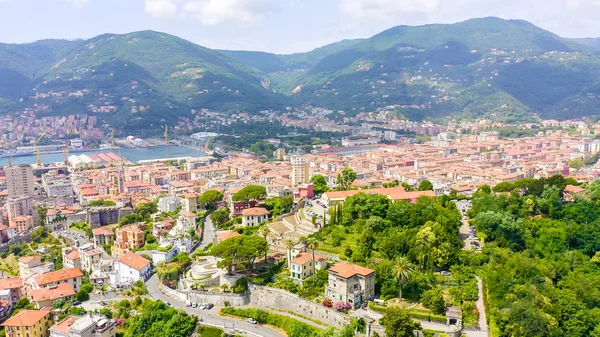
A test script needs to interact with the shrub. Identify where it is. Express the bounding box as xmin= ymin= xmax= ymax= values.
xmin=323 ymin=298 xmax=333 ymax=307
